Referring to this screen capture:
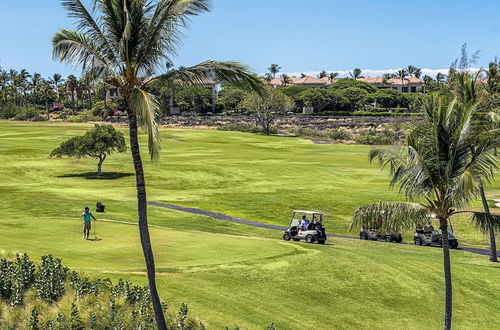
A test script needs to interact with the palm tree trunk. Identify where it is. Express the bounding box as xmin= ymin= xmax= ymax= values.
xmin=440 ymin=219 xmax=453 ymax=330
xmin=479 ymin=180 xmax=498 ymax=262
xmin=127 ymin=112 xmax=167 ymax=330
